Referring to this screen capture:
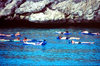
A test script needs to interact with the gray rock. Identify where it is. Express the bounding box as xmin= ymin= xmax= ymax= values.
xmin=15 ymin=0 xmax=50 ymax=14
xmin=0 ymin=0 xmax=100 ymax=22
xmin=29 ymin=8 xmax=65 ymax=22
xmin=0 ymin=0 xmax=23 ymax=17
